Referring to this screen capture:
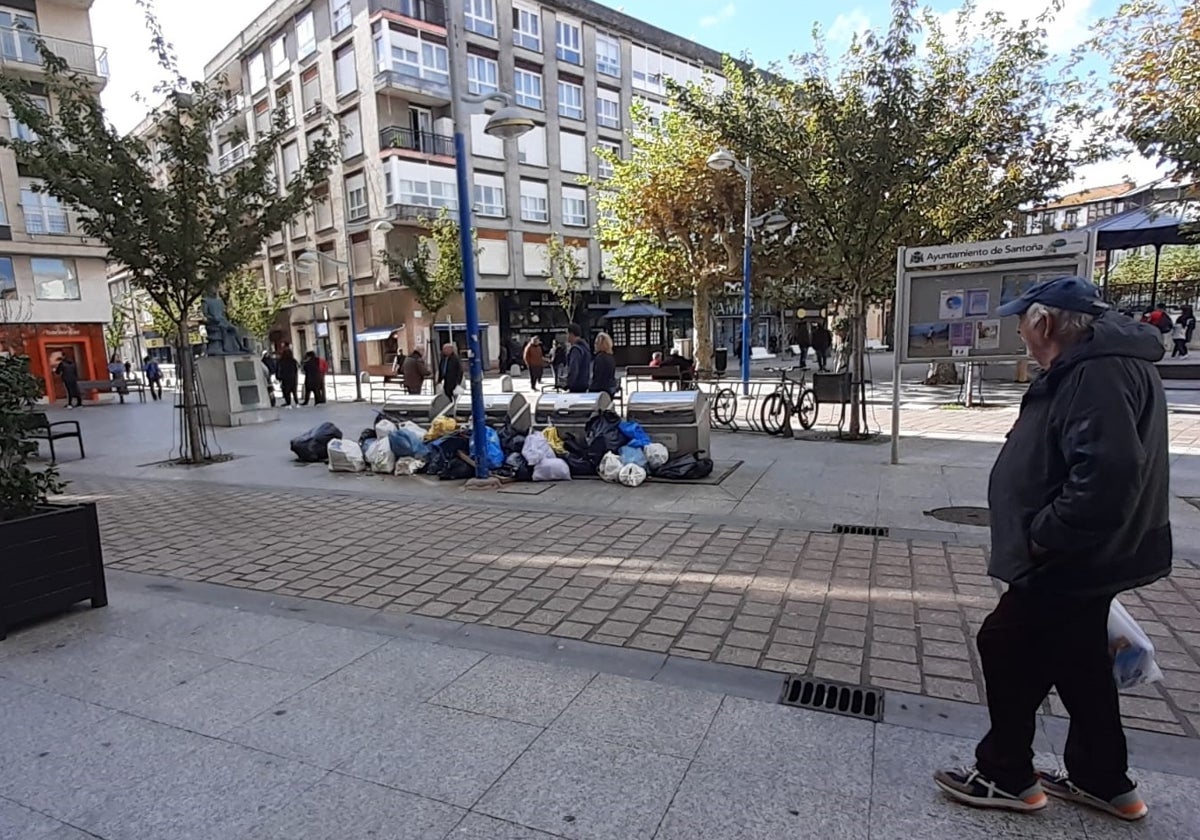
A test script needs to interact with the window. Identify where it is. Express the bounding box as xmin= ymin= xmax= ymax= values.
xmin=254 ymin=99 xmax=271 ymax=135
xmin=276 ymin=85 xmax=295 ymax=128
xmin=9 ymin=94 xmax=48 ymax=142
xmin=1064 ymin=208 xmax=1079 ymax=230
xmin=248 ymin=53 xmax=267 ymax=92
xmin=557 ymin=80 xmax=583 ymax=120
xmin=471 ymin=113 xmax=503 ymax=158
xmin=31 ymin=258 xmax=78 ymax=300
xmin=474 ymin=173 xmax=505 ymax=217
xmin=21 ymin=184 xmax=68 ymax=234
xmin=296 ymin=11 xmax=316 ymax=58
xmin=0 ymin=180 xmax=8 ymax=225
xmin=282 ymin=142 xmax=300 ymax=181
xmin=392 ymin=160 xmax=457 ymax=210
xmin=270 ymin=34 xmax=288 ymax=77
xmin=340 ymin=108 xmax=363 ymax=158
xmin=464 ymin=0 xmax=496 ymax=37
xmin=596 ymin=88 xmax=620 ymax=128
xmin=345 ymin=172 xmax=368 ymax=221
xmin=351 ymin=232 xmax=372 ymax=277
xmin=520 ymin=180 xmax=548 ymax=222
xmin=555 ymin=17 xmax=581 ymax=64
xmin=331 ymin=0 xmax=352 ymax=34
xmin=383 ymin=29 xmax=449 ymax=84
xmin=597 ymin=140 xmax=620 ymax=178
xmin=517 ymin=126 xmax=546 ymax=166
xmin=632 ymin=45 xmax=663 ymax=93
xmin=467 ymin=54 xmax=498 ymax=94
xmin=512 ymin=1 xmax=541 ymax=50
xmin=313 ymin=187 xmax=333 ymax=230
xmin=596 ymin=33 xmax=620 ymax=77
xmin=335 ymin=45 xmax=357 ymax=96
xmin=514 ymin=68 xmax=542 ymax=109
xmin=301 ymin=66 xmax=321 ymax=114
xmin=559 ymin=131 xmax=586 ymax=173
xmin=562 ymin=186 xmax=587 ymax=226
xmin=0 ymin=257 xmax=14 ymax=299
